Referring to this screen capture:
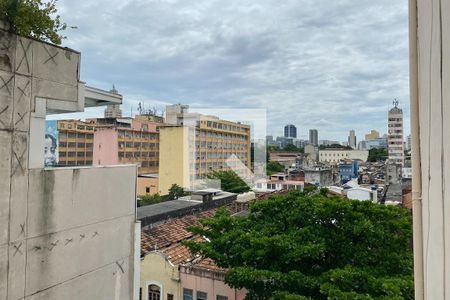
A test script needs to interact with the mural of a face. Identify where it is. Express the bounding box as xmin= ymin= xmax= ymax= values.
xmin=44 ymin=134 xmax=57 ymax=166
